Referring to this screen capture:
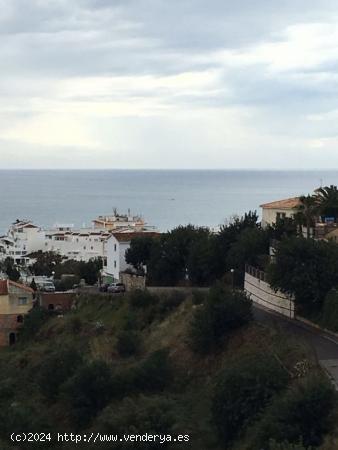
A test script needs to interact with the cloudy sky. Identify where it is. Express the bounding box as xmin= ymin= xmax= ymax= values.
xmin=2 ymin=0 xmax=338 ymax=169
